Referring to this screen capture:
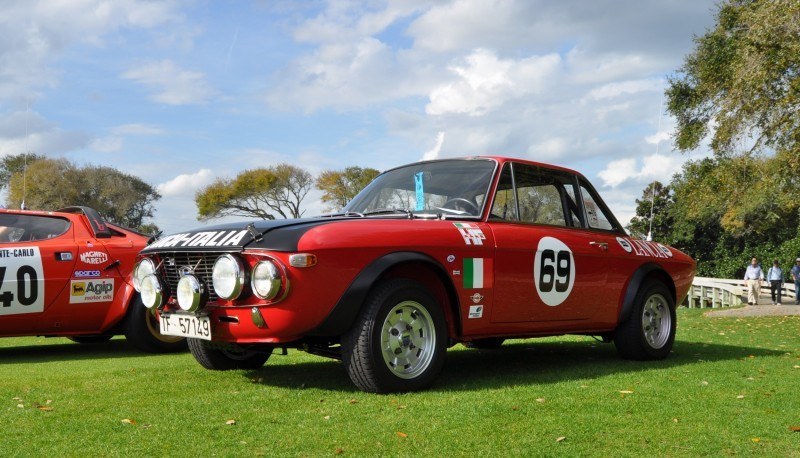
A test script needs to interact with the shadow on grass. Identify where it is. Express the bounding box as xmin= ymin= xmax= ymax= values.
xmin=245 ymin=339 xmax=784 ymax=393
xmin=0 ymin=338 xmax=154 ymax=364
